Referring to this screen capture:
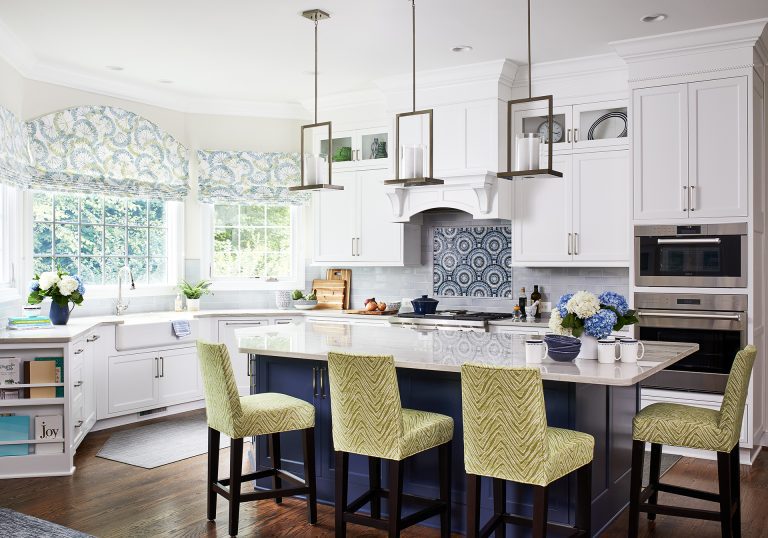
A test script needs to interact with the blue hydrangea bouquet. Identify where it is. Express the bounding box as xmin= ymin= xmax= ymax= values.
xmin=549 ymin=291 xmax=638 ymax=340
